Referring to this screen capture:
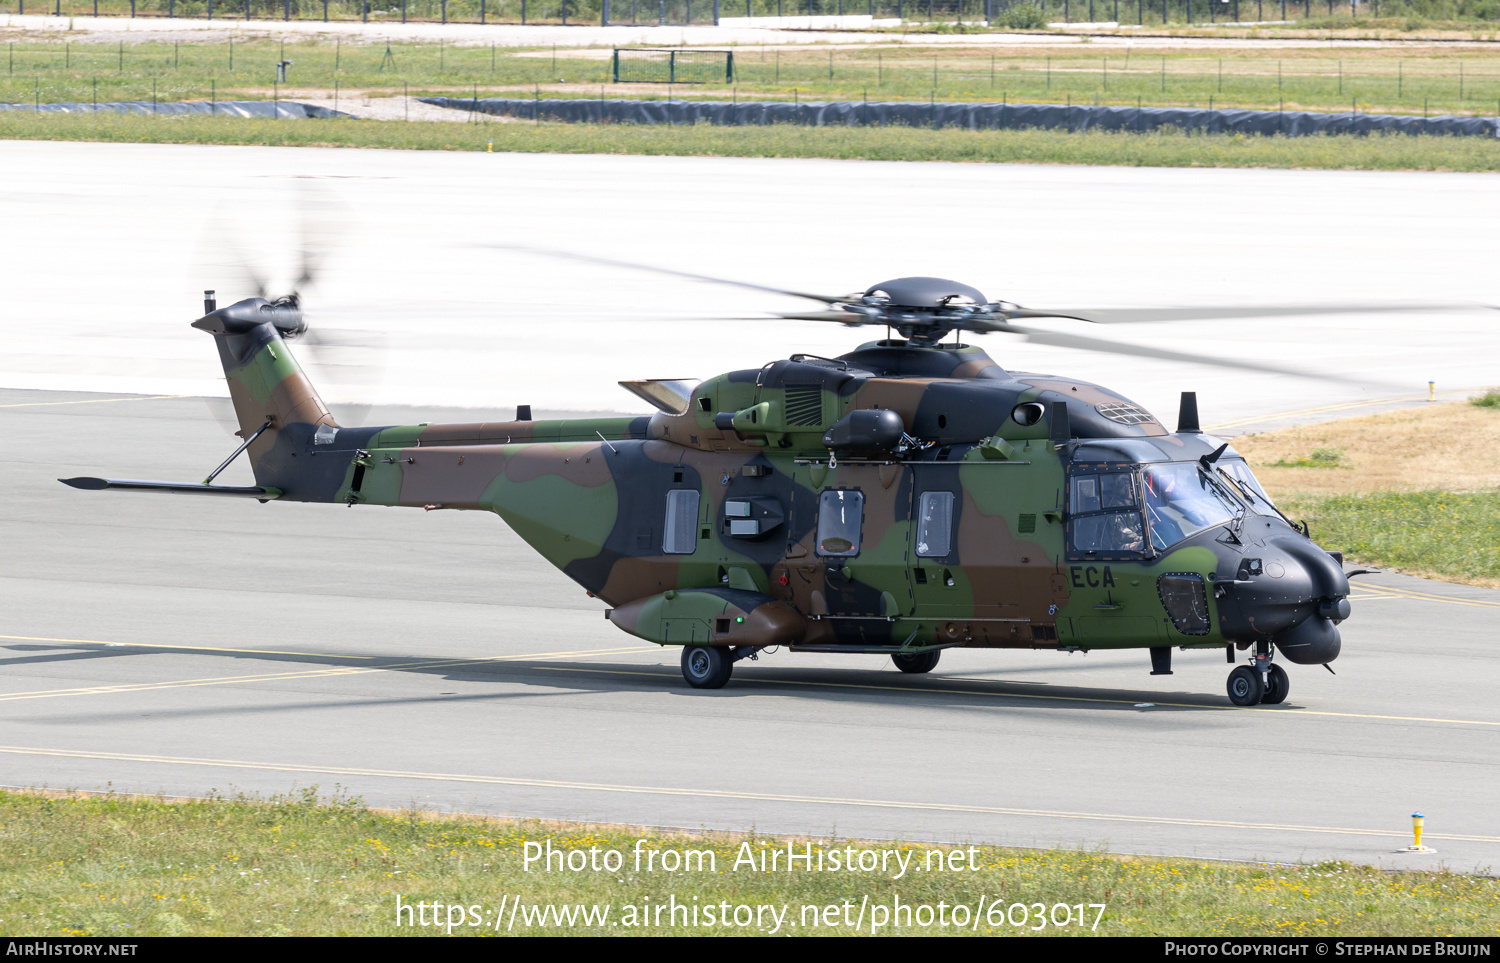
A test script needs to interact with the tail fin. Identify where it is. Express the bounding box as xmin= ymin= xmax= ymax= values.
xmin=192 ymin=296 xmax=338 ymax=494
